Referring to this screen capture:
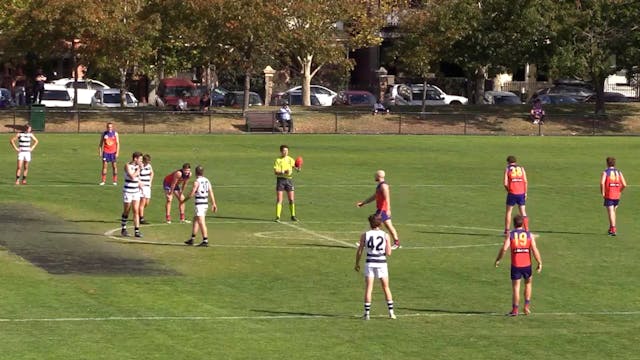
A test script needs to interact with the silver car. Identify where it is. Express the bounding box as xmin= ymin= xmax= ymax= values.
xmin=91 ymin=89 xmax=139 ymax=107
